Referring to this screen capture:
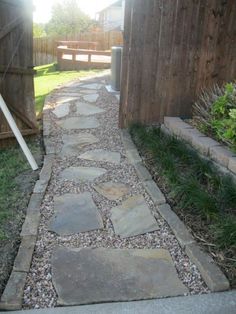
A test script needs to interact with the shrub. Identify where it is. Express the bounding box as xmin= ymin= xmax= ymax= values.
xmin=193 ymin=82 xmax=236 ymax=152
